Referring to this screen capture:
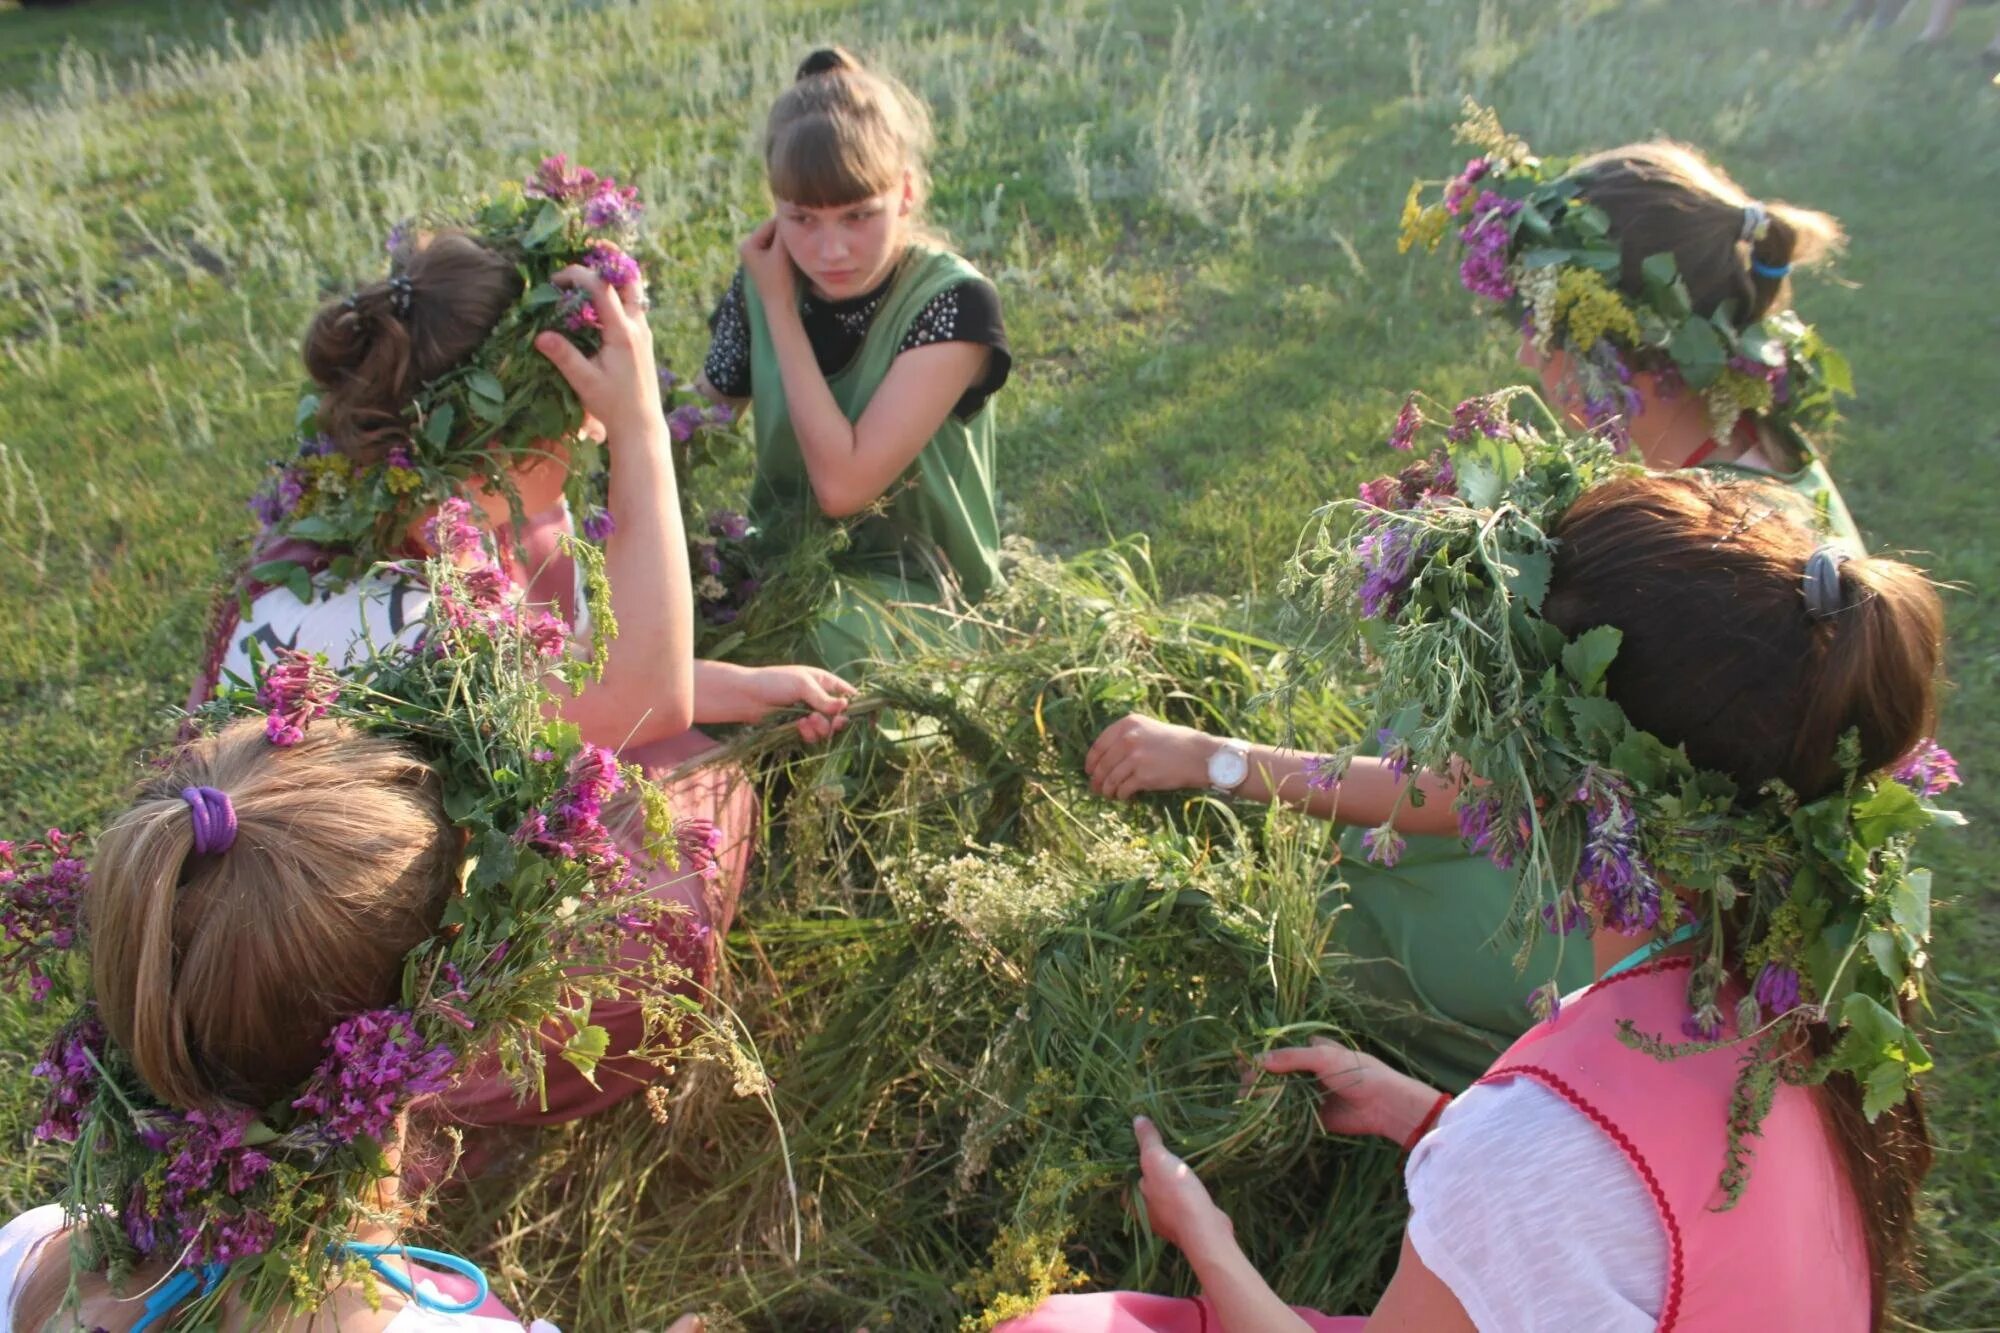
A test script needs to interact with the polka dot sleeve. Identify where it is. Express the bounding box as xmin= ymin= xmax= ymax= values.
xmin=702 ymin=268 xmax=752 ymax=398
xmin=896 ymin=278 xmax=1012 ymax=420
